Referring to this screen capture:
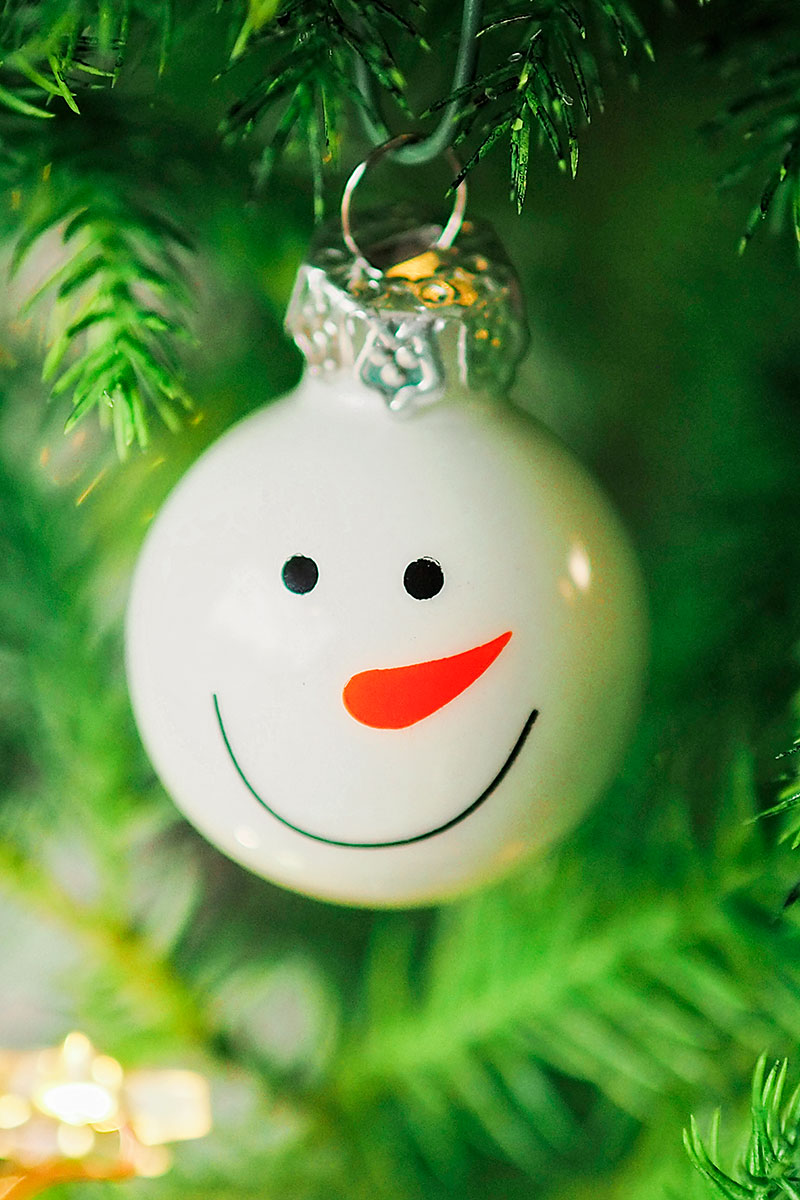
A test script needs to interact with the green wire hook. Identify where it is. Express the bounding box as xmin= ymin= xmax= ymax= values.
xmin=354 ymin=0 xmax=483 ymax=167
